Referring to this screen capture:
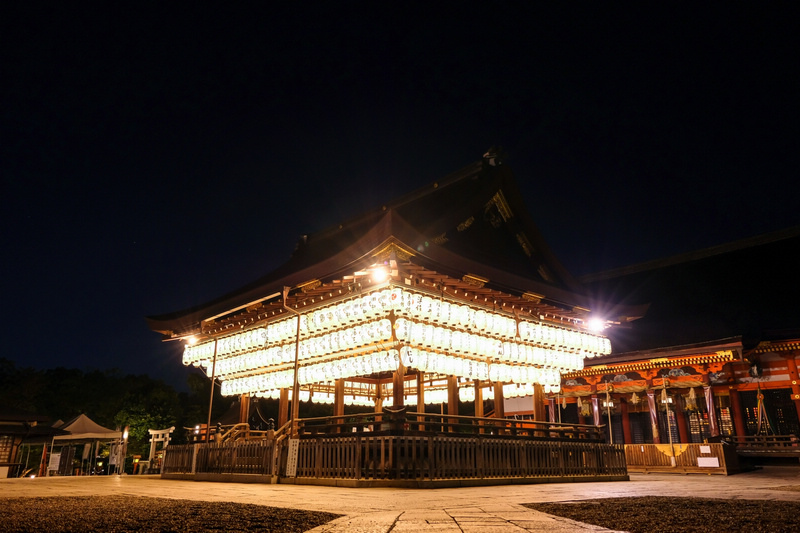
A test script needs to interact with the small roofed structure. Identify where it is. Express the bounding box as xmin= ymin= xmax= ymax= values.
xmin=0 ymin=405 xmax=53 ymax=478
xmin=50 ymin=414 xmax=122 ymax=476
